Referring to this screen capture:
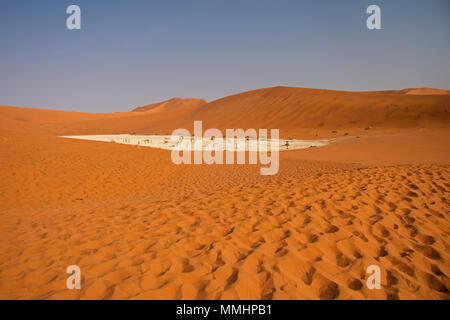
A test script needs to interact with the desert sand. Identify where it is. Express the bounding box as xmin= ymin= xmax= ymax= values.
xmin=0 ymin=87 xmax=449 ymax=300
